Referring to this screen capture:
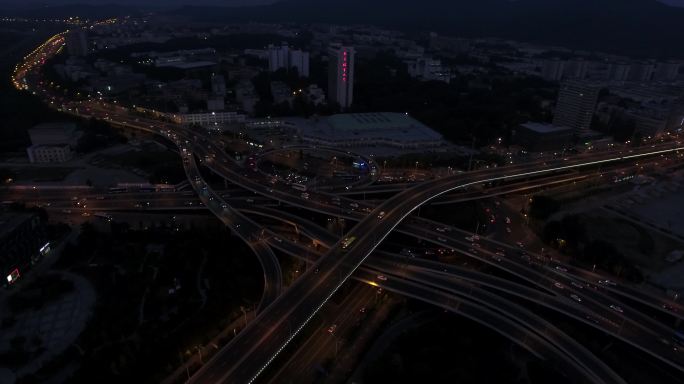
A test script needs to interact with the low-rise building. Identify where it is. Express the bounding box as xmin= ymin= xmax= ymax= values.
xmin=171 ymin=111 xmax=247 ymax=128
xmin=1 ymin=212 xmax=48 ymax=287
xmin=405 ymin=57 xmax=452 ymax=83
xmin=26 ymin=123 xmax=80 ymax=163
xmin=271 ymin=81 xmax=294 ymax=106
xmin=513 ymin=122 xmax=574 ymax=151
xmin=293 ymin=112 xmax=445 ymax=150
xmin=302 ymin=85 xmax=326 ymax=106
xmin=235 ymin=81 xmax=260 ymax=115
